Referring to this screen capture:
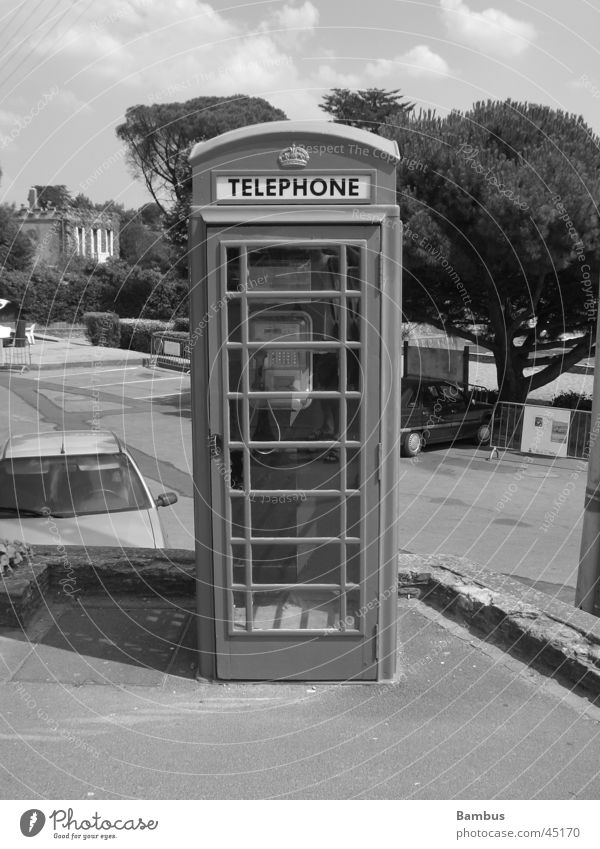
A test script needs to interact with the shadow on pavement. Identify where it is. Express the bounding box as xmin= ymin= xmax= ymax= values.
xmin=12 ymin=598 xmax=198 ymax=686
